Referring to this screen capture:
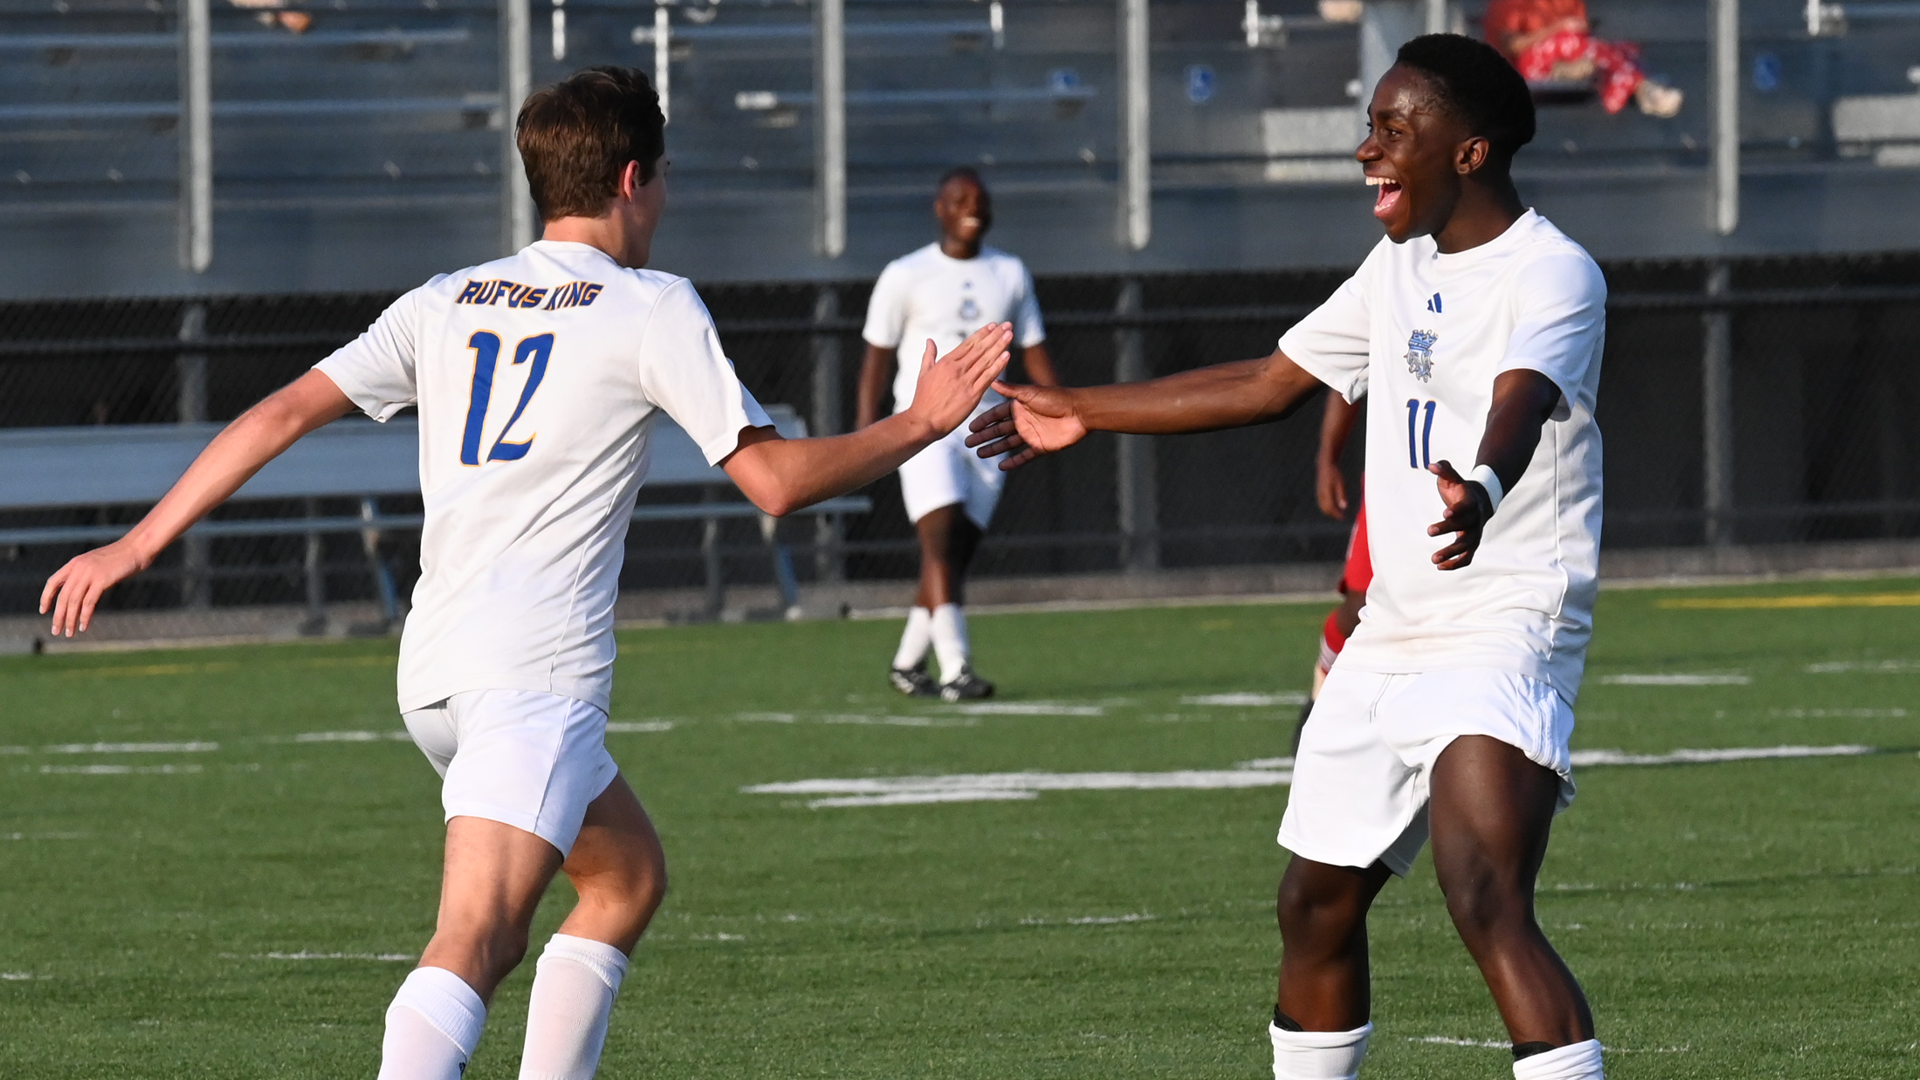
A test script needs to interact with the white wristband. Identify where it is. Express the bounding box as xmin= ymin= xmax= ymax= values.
xmin=1469 ymin=464 xmax=1505 ymax=514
